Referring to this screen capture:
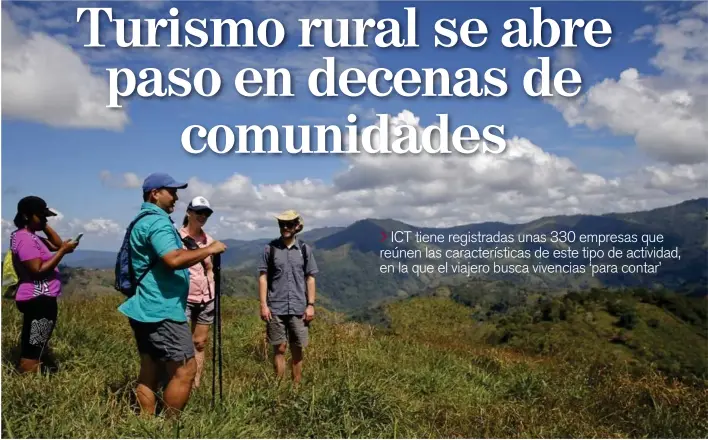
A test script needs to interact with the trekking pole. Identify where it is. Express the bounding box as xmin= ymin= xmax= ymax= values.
xmin=216 ymin=253 xmax=223 ymax=402
xmin=211 ymin=253 xmax=223 ymax=408
xmin=211 ymin=266 xmax=217 ymax=408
